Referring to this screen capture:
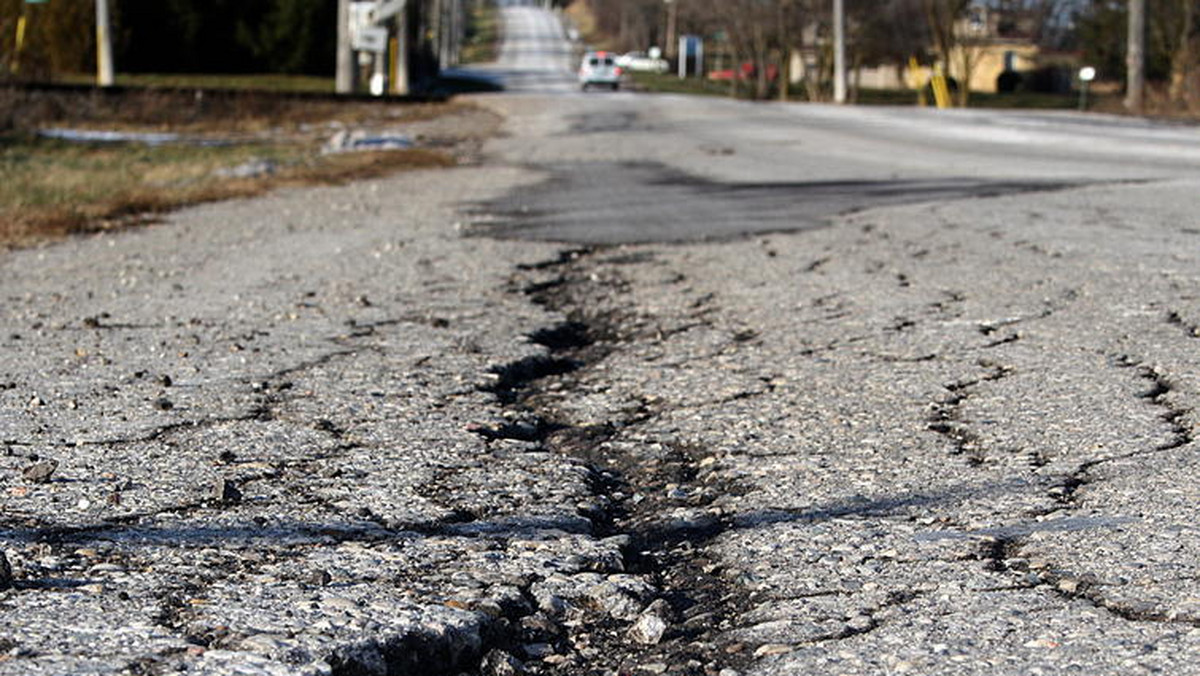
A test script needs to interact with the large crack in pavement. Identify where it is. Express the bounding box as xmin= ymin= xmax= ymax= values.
xmin=458 ymin=174 xmax=1200 ymax=674
xmin=2 ymin=162 xmax=652 ymax=675
xmin=6 ymin=91 xmax=1200 ymax=673
xmin=432 ymin=247 xmax=756 ymax=676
